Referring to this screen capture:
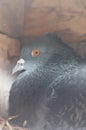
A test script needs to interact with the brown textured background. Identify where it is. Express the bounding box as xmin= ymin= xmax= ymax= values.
xmin=0 ymin=0 xmax=86 ymax=70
